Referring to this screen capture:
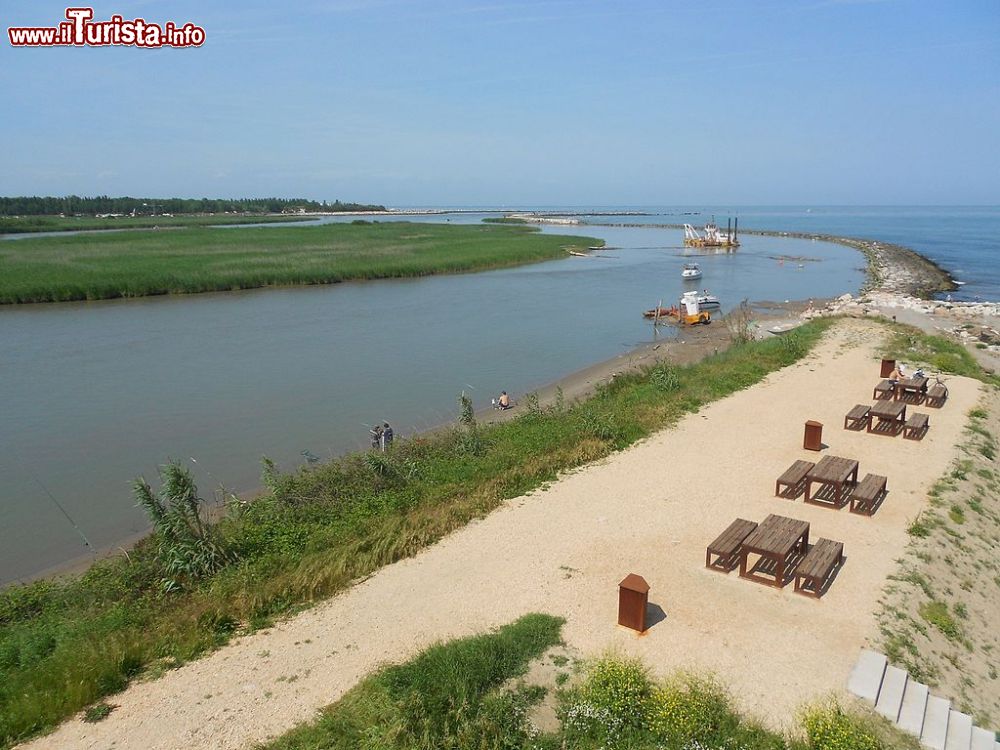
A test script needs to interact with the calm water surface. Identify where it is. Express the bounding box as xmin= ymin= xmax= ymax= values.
xmin=1 ymin=218 xmax=864 ymax=583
